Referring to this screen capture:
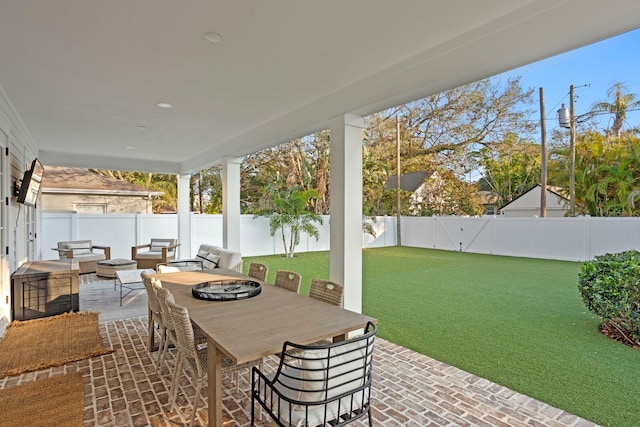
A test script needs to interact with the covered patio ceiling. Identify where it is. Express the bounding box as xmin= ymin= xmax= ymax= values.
xmin=0 ymin=1 xmax=639 ymax=174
